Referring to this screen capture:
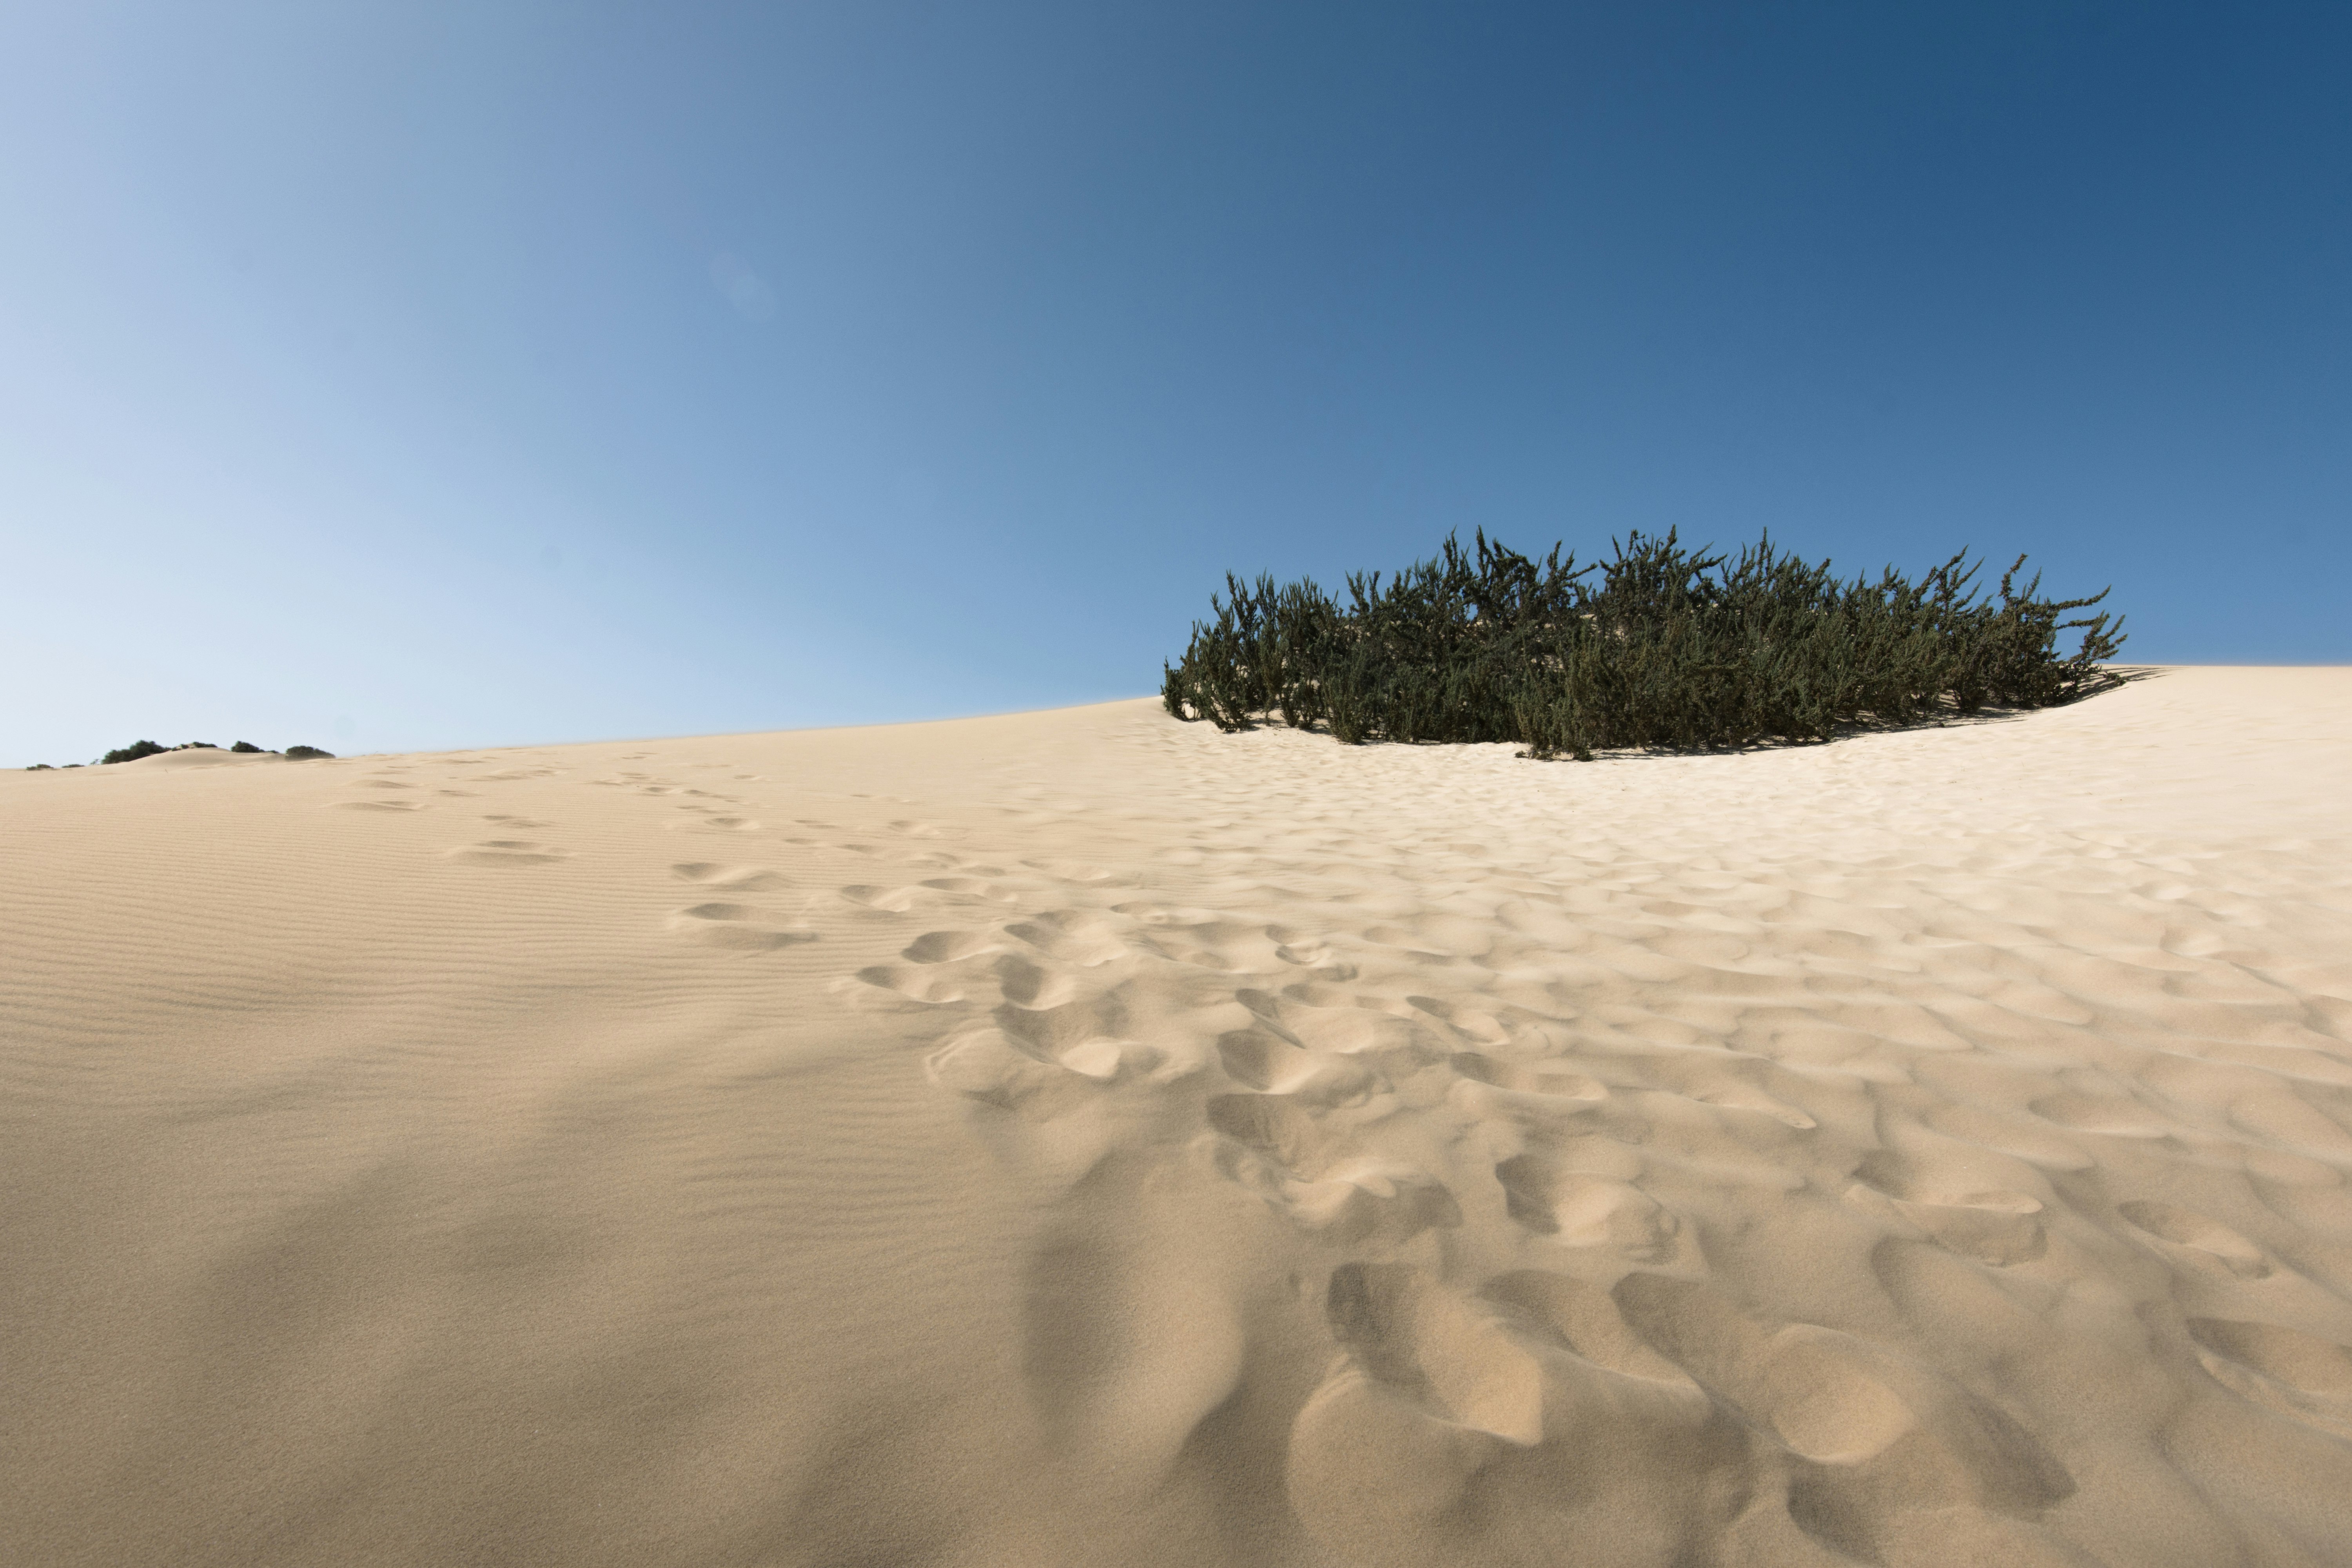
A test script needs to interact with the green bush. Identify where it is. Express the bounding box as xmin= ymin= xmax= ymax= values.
xmin=1161 ymin=530 xmax=2125 ymax=759
xmin=230 ymin=741 xmax=262 ymax=753
xmin=283 ymin=745 xmax=335 ymax=760
xmin=99 ymin=740 xmax=168 ymax=764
